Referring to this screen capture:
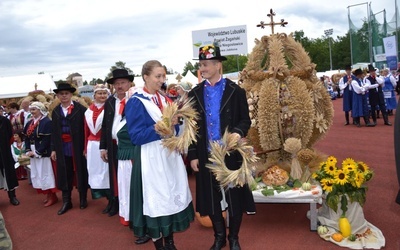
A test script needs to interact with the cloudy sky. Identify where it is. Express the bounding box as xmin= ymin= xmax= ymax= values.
xmin=0 ymin=0 xmax=397 ymax=82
